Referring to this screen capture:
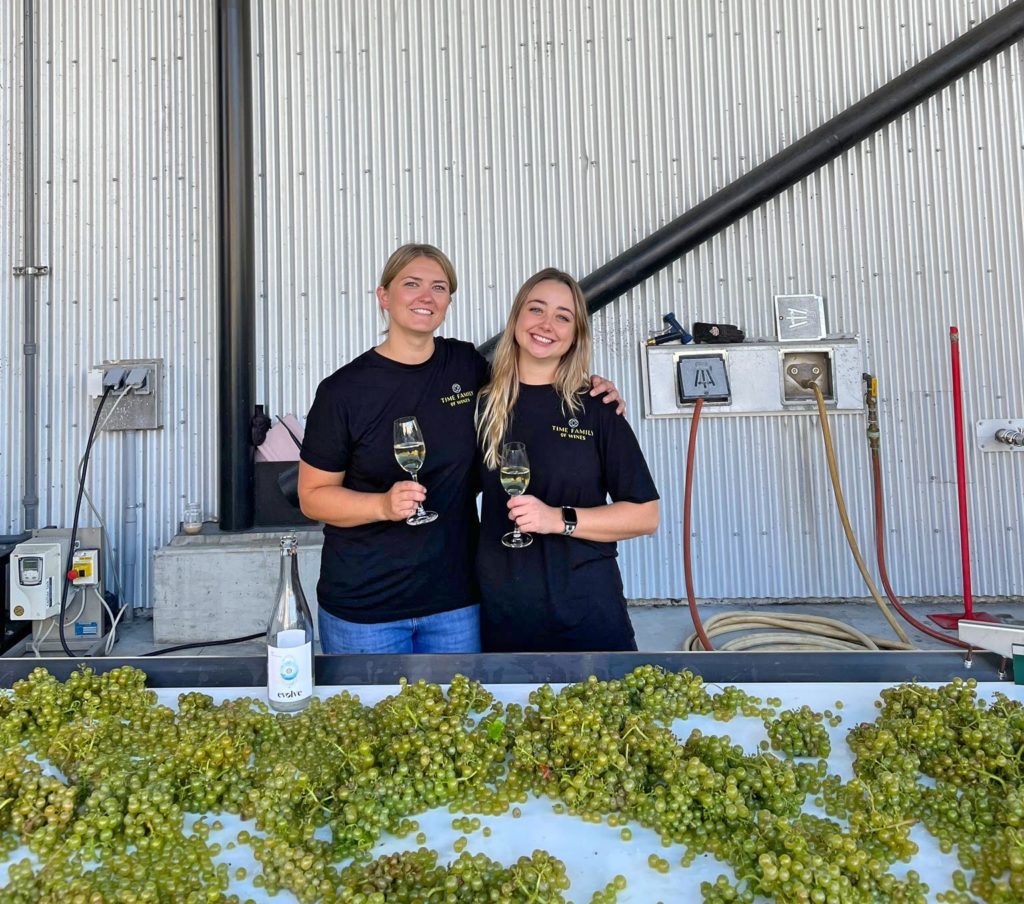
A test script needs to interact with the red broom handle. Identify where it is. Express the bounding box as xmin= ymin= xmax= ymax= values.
xmin=950 ymin=326 xmax=974 ymax=618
